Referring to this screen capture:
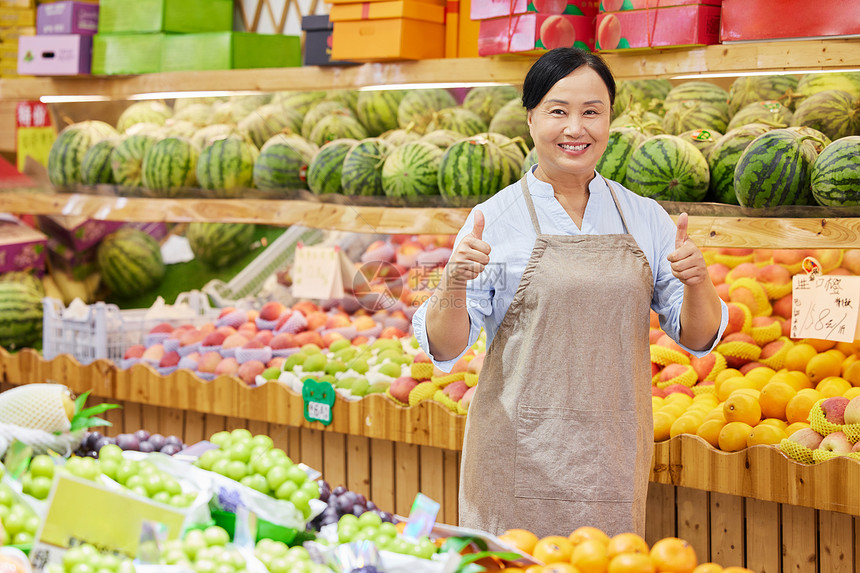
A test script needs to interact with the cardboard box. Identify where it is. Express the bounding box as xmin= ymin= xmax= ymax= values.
xmin=0 ymin=42 xmax=16 ymax=60
xmin=46 ymin=238 xmax=97 ymax=281
xmin=37 ymin=1 xmax=98 ymax=35
xmin=0 ymin=7 xmax=35 ymax=26
xmin=0 ymin=215 xmax=47 ymax=274
xmin=455 ymin=0 xmax=481 ymax=57
xmin=599 ymin=0 xmax=720 ymax=10
xmin=161 ymin=32 xmax=301 ymax=72
xmin=0 ymin=26 xmax=35 ymax=43
xmin=472 ymin=0 xmax=599 ymax=20
xmin=596 ymin=4 xmax=720 ymax=50
xmin=301 ymin=15 xmax=356 ymax=66
xmin=331 ymin=4 xmax=446 ymax=62
xmin=35 ymin=215 xmax=124 ymax=252
xmin=0 ymin=0 xmax=34 ymax=8
xmin=329 ymin=0 xmax=445 ymax=22
xmin=17 ymin=34 xmax=91 ymax=75
xmin=97 ymin=0 xmax=232 ymax=34
xmin=721 ymin=0 xmax=860 ymax=42
xmin=91 ymin=33 xmax=163 ymax=75
xmin=478 ymin=13 xmax=595 ymax=56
